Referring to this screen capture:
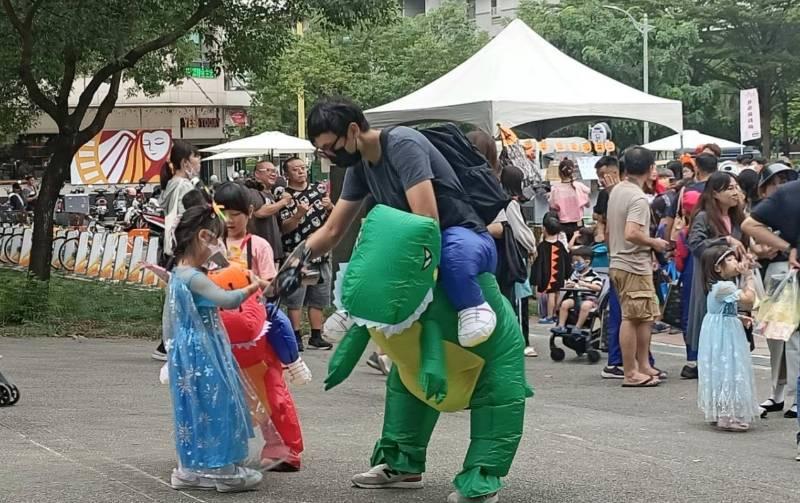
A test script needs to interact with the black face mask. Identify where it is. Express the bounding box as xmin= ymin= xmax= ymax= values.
xmin=331 ymin=133 xmax=362 ymax=167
